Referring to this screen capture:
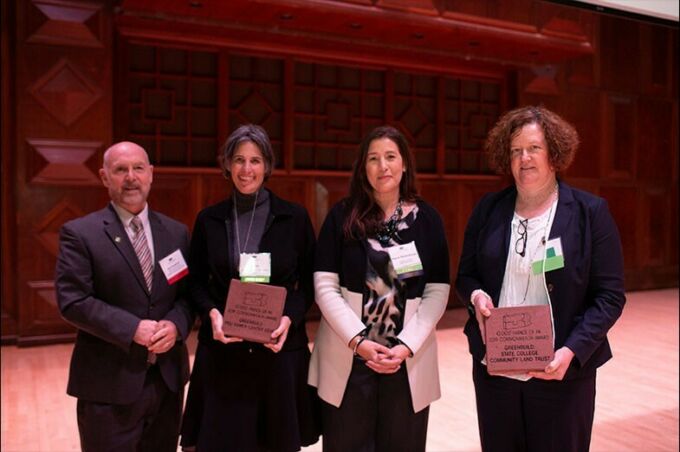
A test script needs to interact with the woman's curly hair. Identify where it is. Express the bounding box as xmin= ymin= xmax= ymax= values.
xmin=486 ymin=106 xmax=579 ymax=175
